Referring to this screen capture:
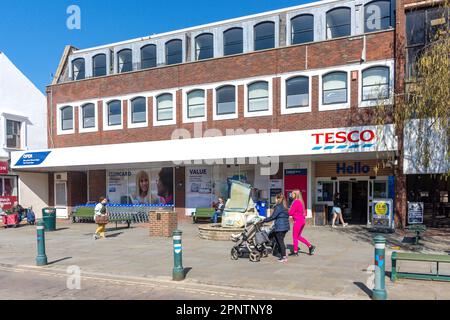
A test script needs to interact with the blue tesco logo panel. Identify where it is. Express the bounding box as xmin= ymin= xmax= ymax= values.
xmin=15 ymin=152 xmax=51 ymax=167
